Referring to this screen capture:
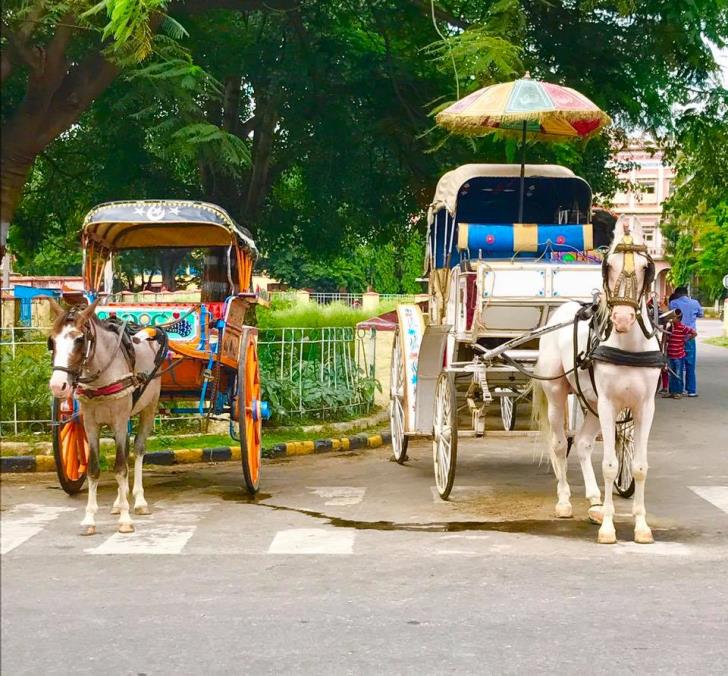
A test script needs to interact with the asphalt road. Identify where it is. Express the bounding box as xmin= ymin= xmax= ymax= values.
xmin=2 ymin=320 xmax=727 ymax=675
